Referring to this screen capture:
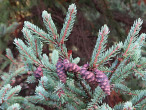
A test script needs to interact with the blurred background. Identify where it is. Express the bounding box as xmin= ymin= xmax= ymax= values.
xmin=0 ymin=0 xmax=146 ymax=108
